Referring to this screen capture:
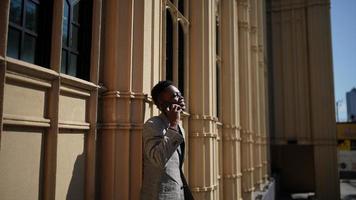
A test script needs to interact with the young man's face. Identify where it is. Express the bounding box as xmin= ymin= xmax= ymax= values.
xmin=159 ymin=85 xmax=185 ymax=111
